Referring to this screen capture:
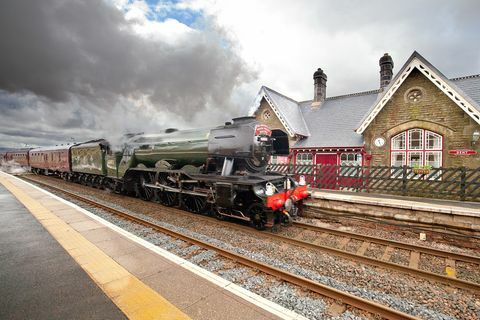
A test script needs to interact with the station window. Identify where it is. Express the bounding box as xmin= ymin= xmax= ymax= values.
xmin=340 ymin=153 xmax=362 ymax=166
xmin=296 ymin=153 xmax=313 ymax=165
xmin=391 ymin=129 xmax=442 ymax=179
